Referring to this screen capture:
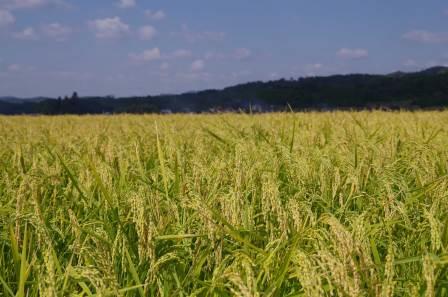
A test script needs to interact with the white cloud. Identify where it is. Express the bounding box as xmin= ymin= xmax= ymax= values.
xmin=178 ymin=24 xmax=225 ymax=43
xmin=138 ymin=25 xmax=156 ymax=40
xmin=337 ymin=48 xmax=369 ymax=59
xmin=233 ymin=48 xmax=252 ymax=60
xmin=191 ymin=59 xmax=205 ymax=72
xmin=117 ymin=0 xmax=135 ymax=9
xmin=14 ymin=27 xmax=39 ymax=40
xmin=145 ymin=10 xmax=165 ymax=21
xmin=402 ymin=30 xmax=448 ymax=44
xmin=88 ymin=17 xmax=130 ymax=39
xmin=171 ymin=49 xmax=192 ymax=58
xmin=42 ymin=23 xmax=71 ymax=40
xmin=129 ymin=48 xmax=161 ymax=62
xmin=0 ymin=9 xmax=15 ymax=27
